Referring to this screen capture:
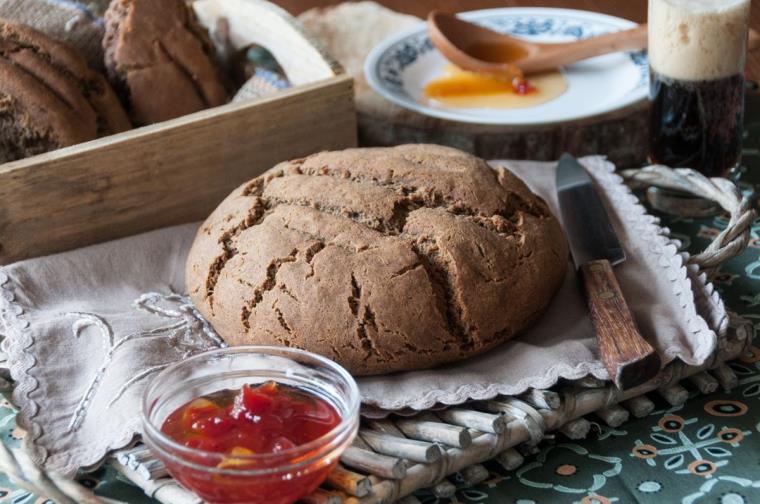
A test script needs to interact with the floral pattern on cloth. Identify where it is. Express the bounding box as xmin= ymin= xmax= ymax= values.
xmin=516 ymin=444 xmax=623 ymax=493
xmin=630 ymin=406 xmax=751 ymax=477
